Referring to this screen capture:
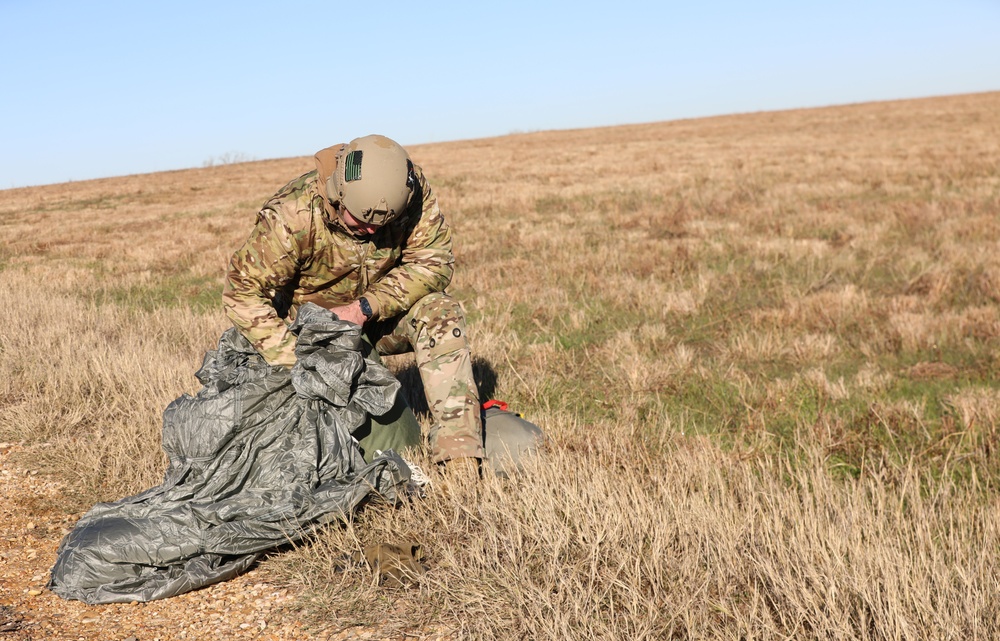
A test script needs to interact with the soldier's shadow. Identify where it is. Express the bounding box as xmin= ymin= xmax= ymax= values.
xmin=388 ymin=356 xmax=499 ymax=417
